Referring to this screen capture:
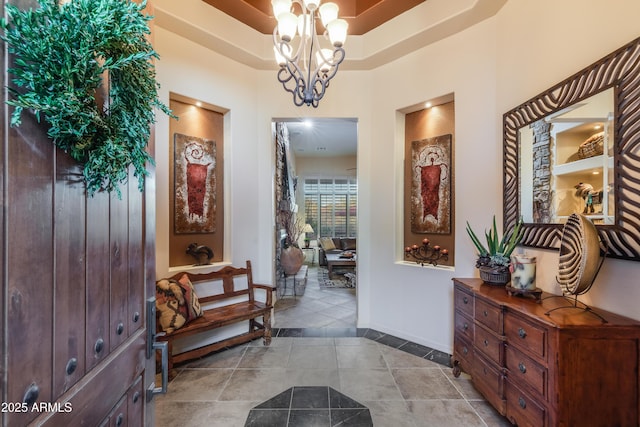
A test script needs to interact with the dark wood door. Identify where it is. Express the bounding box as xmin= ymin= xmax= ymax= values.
xmin=0 ymin=1 xmax=157 ymax=425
